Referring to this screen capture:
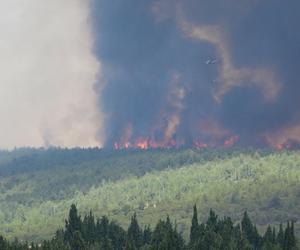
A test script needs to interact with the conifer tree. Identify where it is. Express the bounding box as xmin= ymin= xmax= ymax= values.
xmin=143 ymin=225 xmax=152 ymax=245
xmin=241 ymin=211 xmax=261 ymax=248
xmin=291 ymin=221 xmax=296 ymax=248
xmin=65 ymin=204 xmax=82 ymax=243
xmin=108 ymin=221 xmax=126 ymax=250
xmin=124 ymin=240 xmax=133 ymax=250
xmin=190 ymin=204 xmax=200 ymax=246
xmin=206 ymin=209 xmax=218 ymax=232
xmin=272 ymin=227 xmax=276 ymax=244
xmin=284 ymin=221 xmax=296 ymax=250
xmin=127 ymin=212 xmax=143 ymax=249
xmin=82 ymin=211 xmax=96 ymax=244
xmin=0 ymin=236 xmax=8 ymax=250
xmin=96 ymin=216 xmax=109 ymax=243
xmin=277 ymin=223 xmax=284 ymax=248
xmin=264 ymin=225 xmax=273 ymax=243
xmin=70 ymin=231 xmax=85 ymax=250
